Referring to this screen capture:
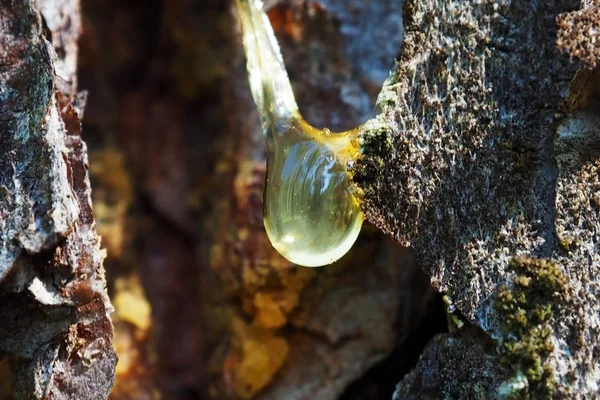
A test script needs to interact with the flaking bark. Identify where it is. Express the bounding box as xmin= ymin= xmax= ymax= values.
xmin=0 ymin=1 xmax=117 ymax=398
